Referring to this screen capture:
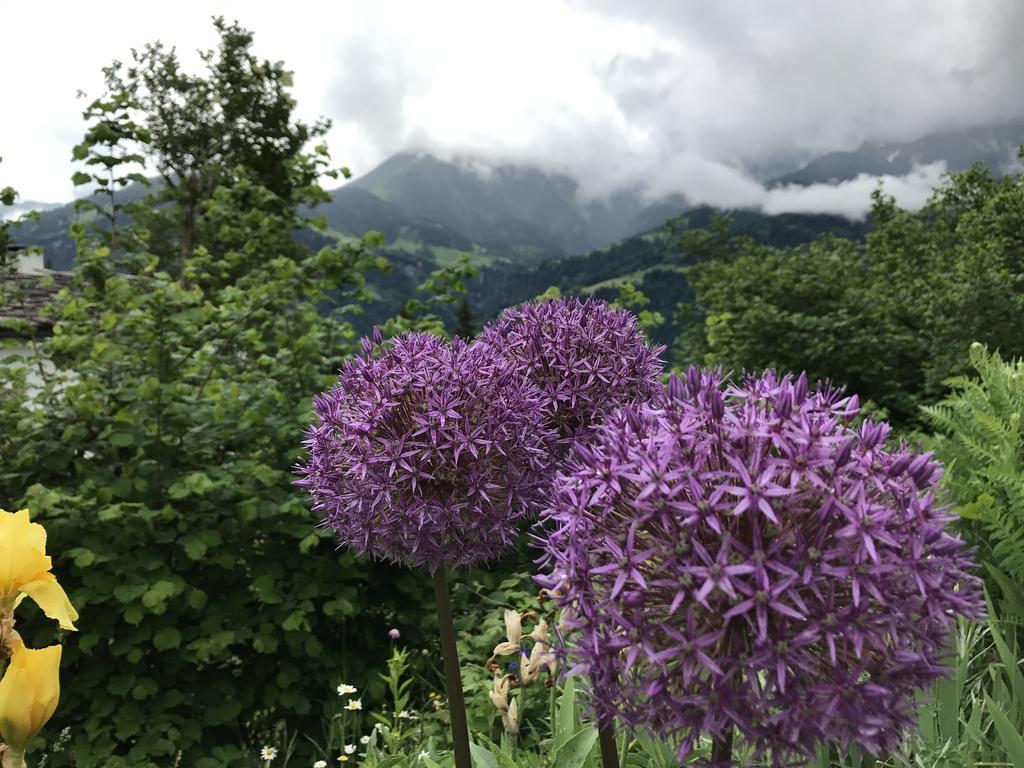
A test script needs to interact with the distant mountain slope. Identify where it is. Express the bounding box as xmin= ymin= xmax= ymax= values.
xmin=470 ymin=206 xmax=871 ymax=347
xmin=2 ymin=200 xmax=61 ymax=222
xmin=309 ymin=186 xmax=478 ymax=253
xmin=347 ymin=152 xmax=684 ymax=258
xmin=12 ymin=182 xmax=490 ymax=272
xmin=771 ymin=119 xmax=1024 ymax=187
xmin=8 ymin=119 xmax=1019 ymax=340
